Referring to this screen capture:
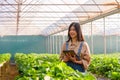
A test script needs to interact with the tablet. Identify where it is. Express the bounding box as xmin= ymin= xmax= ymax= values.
xmin=63 ymin=50 xmax=76 ymax=57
